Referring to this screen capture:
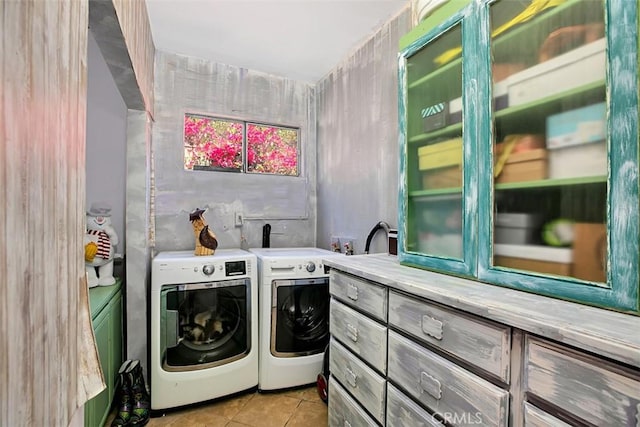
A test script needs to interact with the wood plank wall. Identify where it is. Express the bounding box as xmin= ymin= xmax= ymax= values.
xmin=112 ymin=0 xmax=155 ymax=115
xmin=1 ymin=1 xmax=90 ymax=425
